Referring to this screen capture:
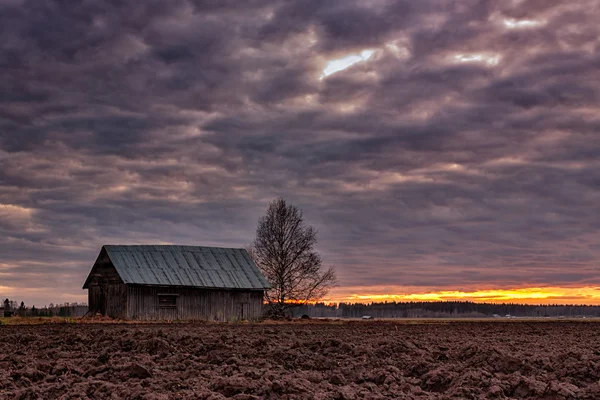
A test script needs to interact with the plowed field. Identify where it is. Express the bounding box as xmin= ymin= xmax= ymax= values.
xmin=1 ymin=321 xmax=600 ymax=399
